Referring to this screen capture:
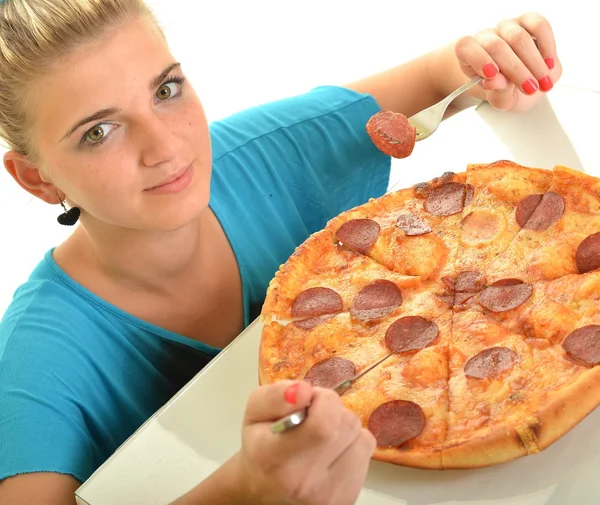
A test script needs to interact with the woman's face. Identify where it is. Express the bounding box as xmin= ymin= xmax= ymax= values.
xmin=27 ymin=17 xmax=212 ymax=232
